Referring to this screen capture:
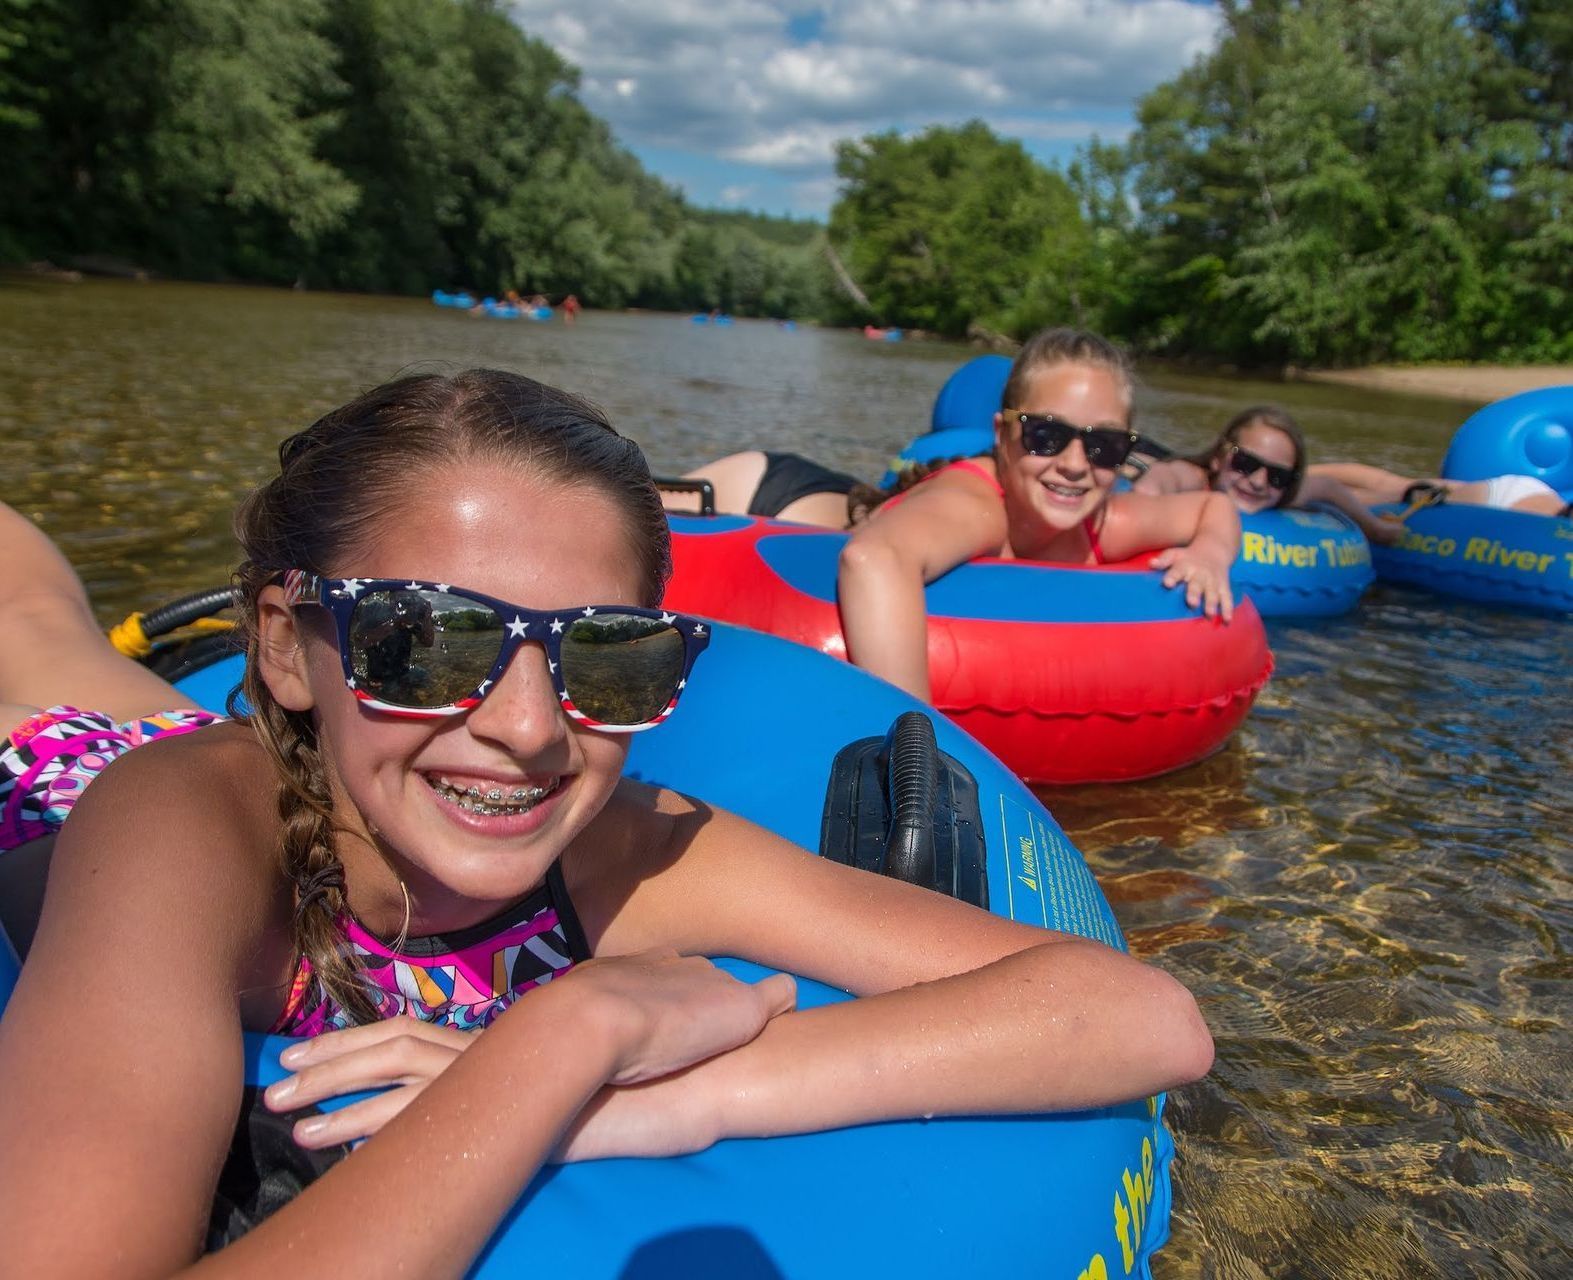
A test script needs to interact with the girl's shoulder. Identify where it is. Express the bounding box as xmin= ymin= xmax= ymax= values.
xmin=34 ymin=718 xmax=294 ymax=1023
xmin=561 ymin=779 xmax=802 ymax=955
xmin=61 ymin=718 xmax=283 ymax=894
xmin=100 ymin=716 xmax=275 ymax=809
xmin=929 ymin=456 xmax=1002 ymax=492
xmin=867 ymin=456 xmax=1003 ymax=526
xmin=1099 ymin=487 xmax=1210 ymax=557
xmin=565 ymin=778 xmax=697 ymax=890
xmin=1132 ymin=457 xmax=1207 ymax=496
